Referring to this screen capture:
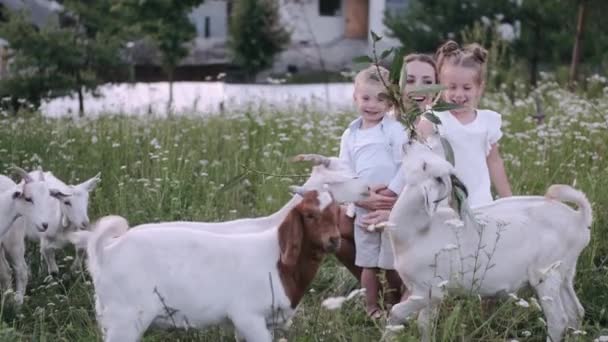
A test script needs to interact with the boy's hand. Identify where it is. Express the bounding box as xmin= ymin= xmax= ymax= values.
xmin=361 ymin=210 xmax=392 ymax=232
